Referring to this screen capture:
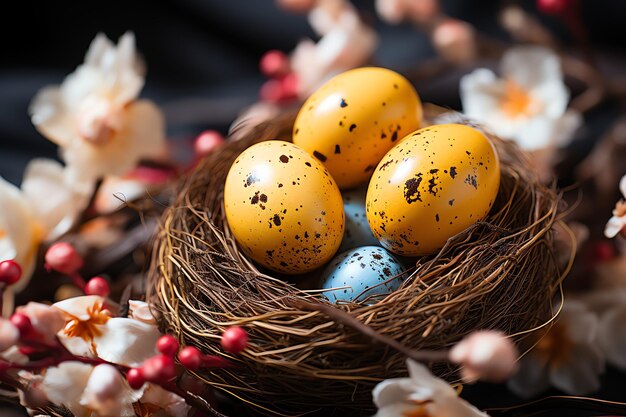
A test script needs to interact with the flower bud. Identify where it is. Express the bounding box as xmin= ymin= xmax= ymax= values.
xmin=0 ymin=260 xmax=22 ymax=285
xmin=157 ymin=335 xmax=180 ymax=357
xmin=194 ymin=130 xmax=224 ymax=156
xmin=141 ymin=355 xmax=177 ymax=383
xmin=85 ymin=276 xmax=110 ymax=297
xmin=0 ymin=319 xmax=20 ymax=352
xmin=129 ymin=300 xmax=157 ymax=325
xmin=178 ymin=346 xmax=203 ymax=370
xmin=221 ymin=326 xmax=249 ymax=354
xmin=432 ymin=19 xmax=476 ymax=64
xmin=260 ymin=50 xmax=289 ymax=78
xmin=15 ymin=302 xmax=65 ymax=344
xmin=126 ymin=368 xmax=145 ymax=390
xmin=449 ymin=330 xmax=519 ymax=383
xmin=10 ymin=313 xmax=34 ymax=338
xmin=45 ymin=242 xmax=84 ymax=275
